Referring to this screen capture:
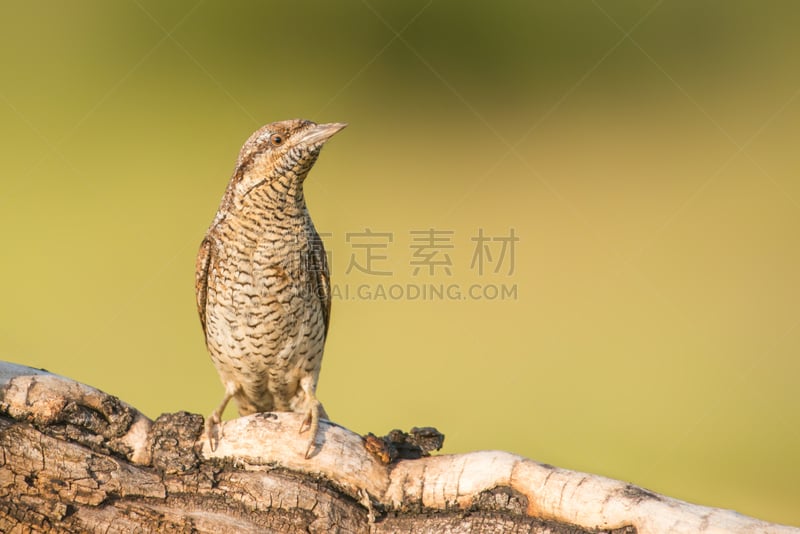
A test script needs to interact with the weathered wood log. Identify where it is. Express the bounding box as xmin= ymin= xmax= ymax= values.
xmin=0 ymin=361 xmax=795 ymax=533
